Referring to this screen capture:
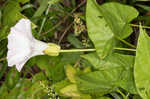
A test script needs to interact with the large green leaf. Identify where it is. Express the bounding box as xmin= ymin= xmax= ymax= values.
xmin=86 ymin=1 xmax=139 ymax=58
xmin=79 ymin=53 xmax=136 ymax=94
xmin=134 ymin=25 xmax=150 ymax=98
